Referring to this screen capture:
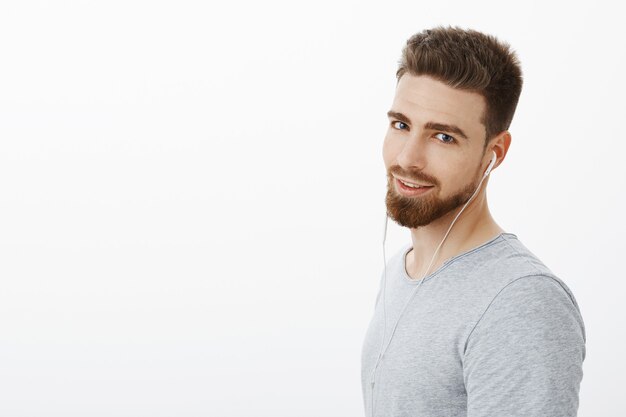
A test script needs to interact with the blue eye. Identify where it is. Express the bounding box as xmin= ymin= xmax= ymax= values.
xmin=435 ymin=133 xmax=455 ymax=144
xmin=392 ymin=121 xmax=408 ymax=130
